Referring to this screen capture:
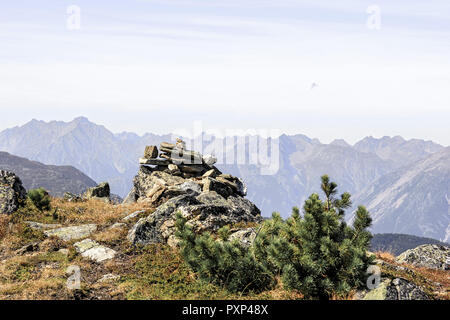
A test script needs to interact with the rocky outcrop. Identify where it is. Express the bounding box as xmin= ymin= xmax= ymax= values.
xmin=84 ymin=182 xmax=110 ymax=202
xmin=355 ymin=258 xmax=432 ymax=300
xmin=128 ymin=192 xmax=261 ymax=247
xmin=126 ymin=141 xmax=262 ymax=247
xmin=0 ymin=170 xmax=27 ymax=214
xmin=124 ymin=140 xmax=244 ymax=206
xmin=356 ymin=277 xmax=429 ymax=300
xmin=127 ymin=167 xmax=247 ymax=207
xmin=396 ymin=244 xmax=449 ymax=270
